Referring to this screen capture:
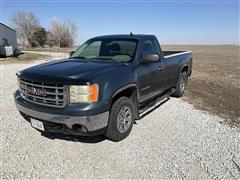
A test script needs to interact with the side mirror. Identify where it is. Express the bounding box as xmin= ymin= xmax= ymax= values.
xmin=142 ymin=53 xmax=160 ymax=63
xmin=69 ymin=51 xmax=75 ymax=58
